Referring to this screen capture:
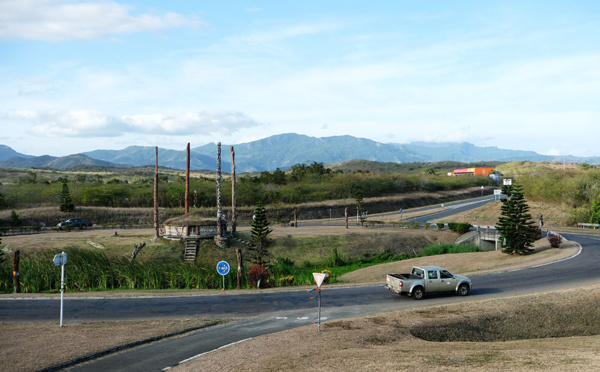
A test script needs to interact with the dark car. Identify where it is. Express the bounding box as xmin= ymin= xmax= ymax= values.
xmin=57 ymin=218 xmax=93 ymax=230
